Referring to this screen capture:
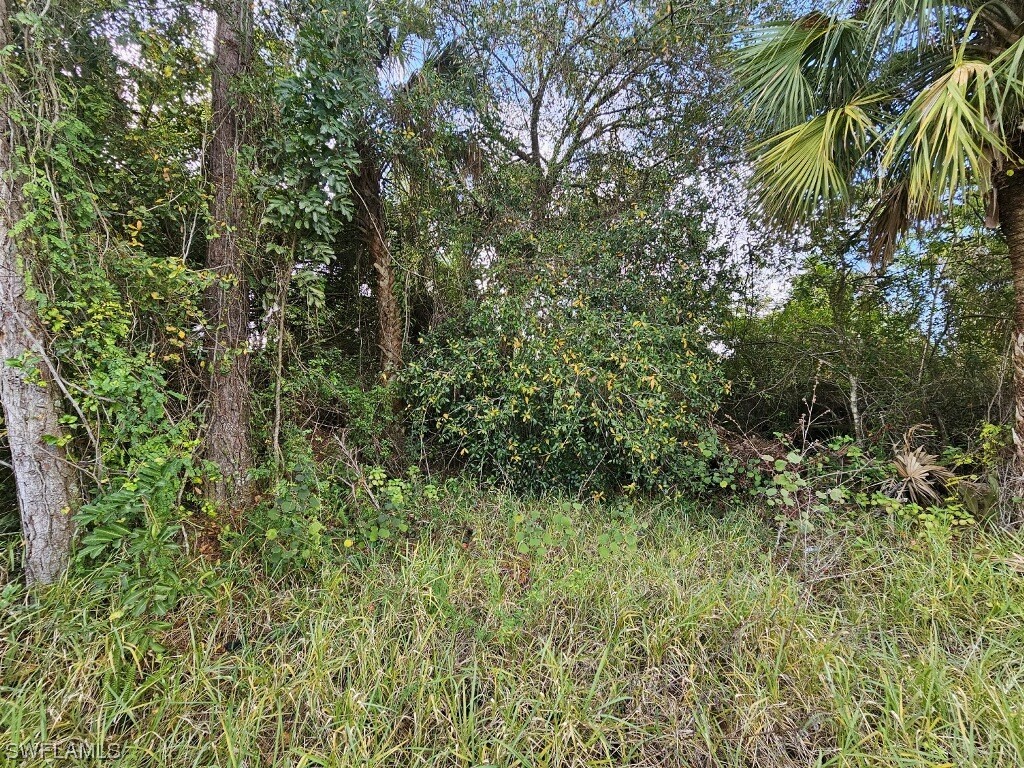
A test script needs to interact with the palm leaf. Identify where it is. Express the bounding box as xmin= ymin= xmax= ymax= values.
xmin=807 ymin=16 xmax=871 ymax=107
xmin=892 ymin=424 xmax=955 ymax=505
xmin=864 ymin=0 xmax=964 ymax=53
xmin=865 ymin=179 xmax=912 ymax=267
xmin=882 ymin=58 xmax=1005 ymax=217
xmin=990 ymin=31 xmax=1024 ymax=114
xmin=736 ymin=15 xmax=868 ymax=131
xmin=735 ymin=21 xmax=821 ymax=130
xmin=751 ymin=96 xmax=878 ymax=224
